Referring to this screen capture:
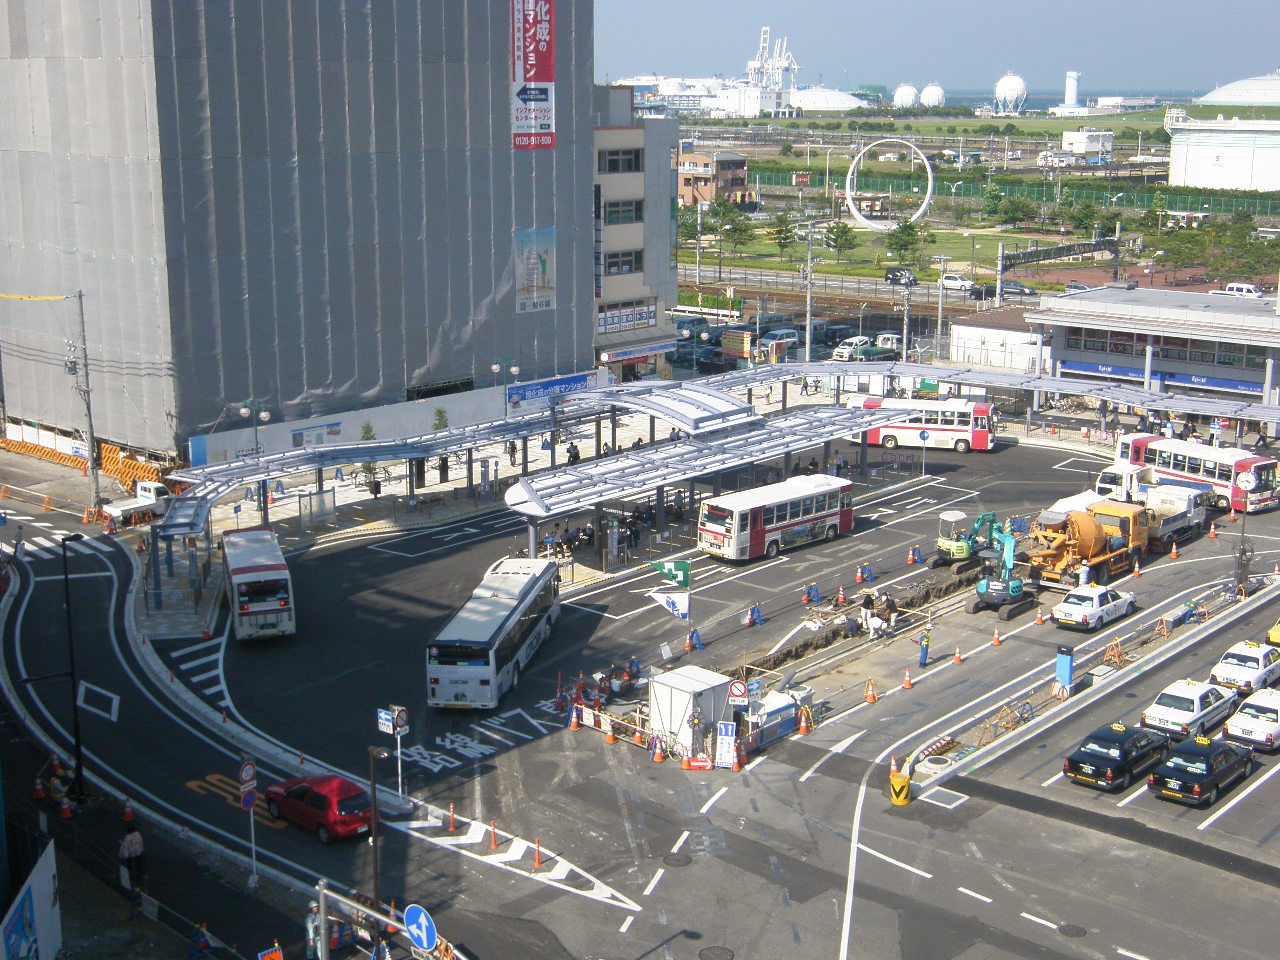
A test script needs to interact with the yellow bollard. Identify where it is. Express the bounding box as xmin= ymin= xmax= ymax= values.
xmin=889 ymin=760 xmax=912 ymax=806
